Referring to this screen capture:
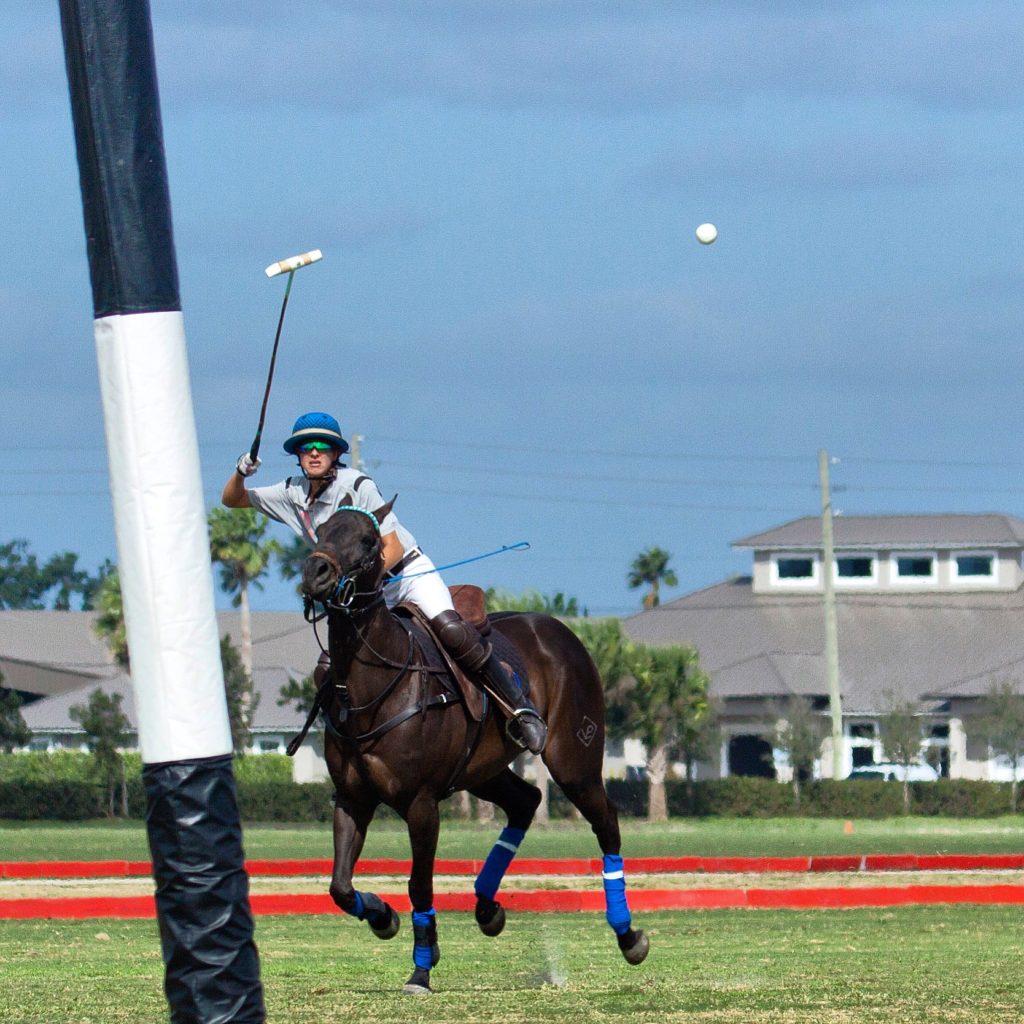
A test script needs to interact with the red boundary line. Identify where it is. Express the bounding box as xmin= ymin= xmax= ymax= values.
xmin=4 ymin=885 xmax=1024 ymax=920
xmin=4 ymin=853 xmax=1024 ymax=879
